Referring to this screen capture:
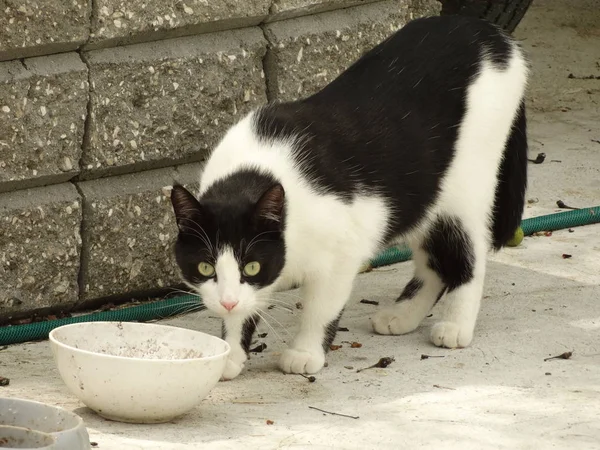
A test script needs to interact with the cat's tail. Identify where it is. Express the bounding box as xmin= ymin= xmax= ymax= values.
xmin=491 ymin=100 xmax=528 ymax=250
